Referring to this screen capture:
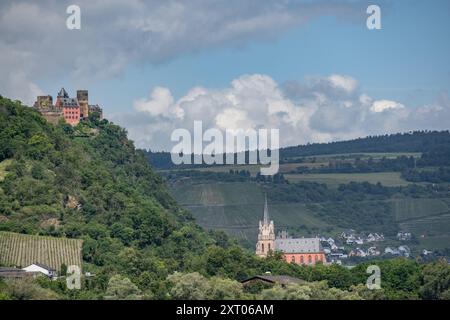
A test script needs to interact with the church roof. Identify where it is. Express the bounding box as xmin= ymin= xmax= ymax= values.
xmin=274 ymin=237 xmax=322 ymax=253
